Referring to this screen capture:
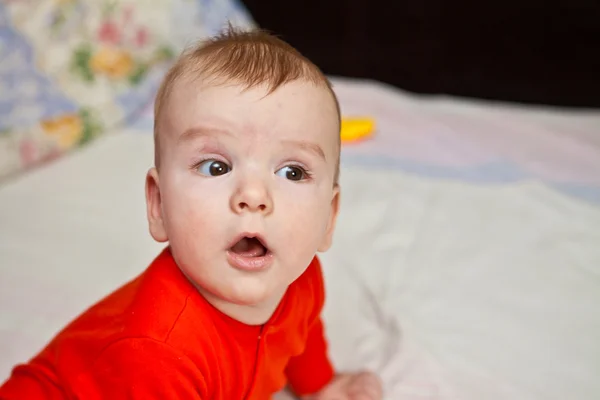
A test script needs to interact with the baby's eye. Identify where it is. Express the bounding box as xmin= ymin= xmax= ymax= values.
xmin=275 ymin=165 xmax=307 ymax=181
xmin=196 ymin=160 xmax=231 ymax=176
